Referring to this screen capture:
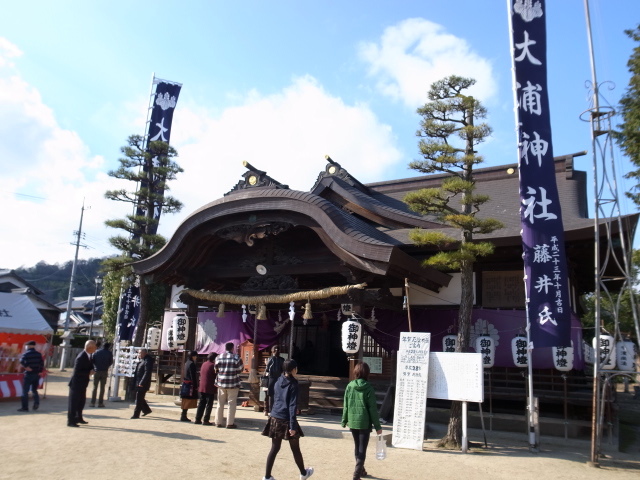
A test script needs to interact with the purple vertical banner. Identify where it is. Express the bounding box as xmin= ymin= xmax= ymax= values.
xmin=117 ymin=285 xmax=140 ymax=341
xmin=147 ymin=80 xmax=182 ymax=146
xmin=509 ymin=0 xmax=571 ymax=347
xmin=132 ymin=78 xmax=182 ymax=243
